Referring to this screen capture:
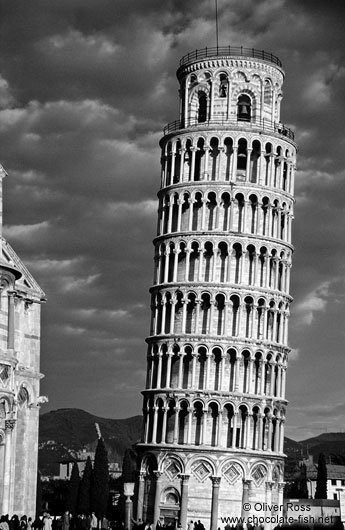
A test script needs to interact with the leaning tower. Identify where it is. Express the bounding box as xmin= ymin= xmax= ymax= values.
xmin=136 ymin=47 xmax=297 ymax=530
